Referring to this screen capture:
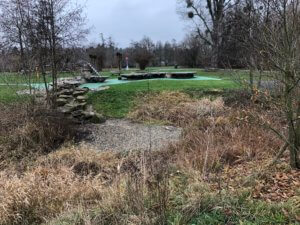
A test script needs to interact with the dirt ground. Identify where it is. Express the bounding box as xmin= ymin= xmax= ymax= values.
xmin=82 ymin=119 xmax=182 ymax=152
